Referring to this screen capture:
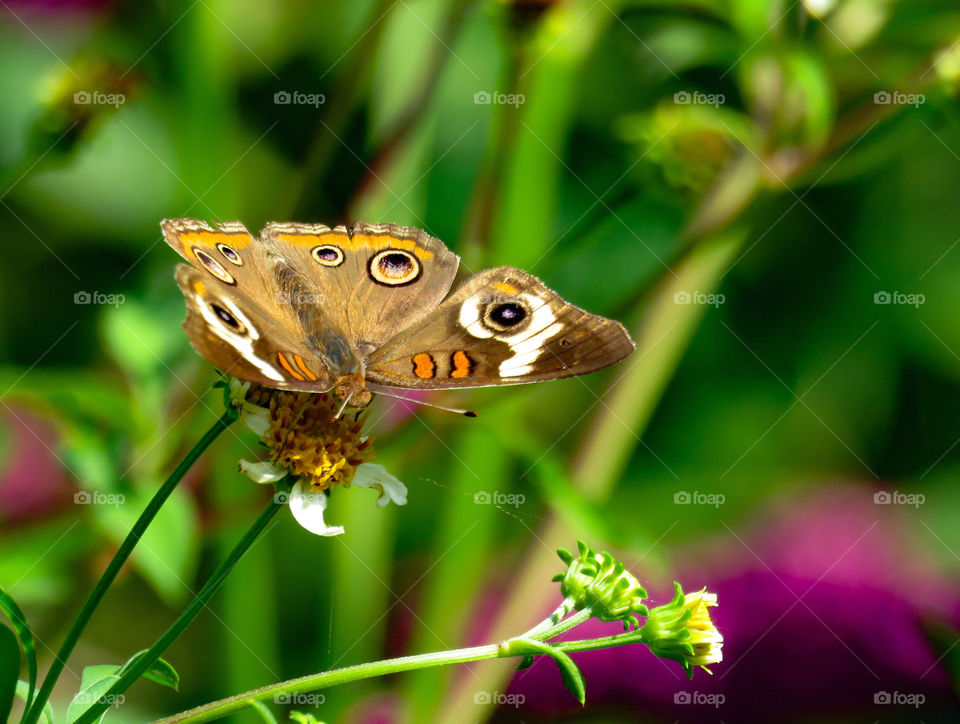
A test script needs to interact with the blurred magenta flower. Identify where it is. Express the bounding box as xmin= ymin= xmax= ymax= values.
xmin=505 ymin=487 xmax=960 ymax=720
xmin=0 ymin=408 xmax=73 ymax=524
